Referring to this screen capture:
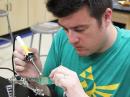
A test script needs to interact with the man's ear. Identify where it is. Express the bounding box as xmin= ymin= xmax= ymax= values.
xmin=103 ymin=8 xmax=112 ymax=27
